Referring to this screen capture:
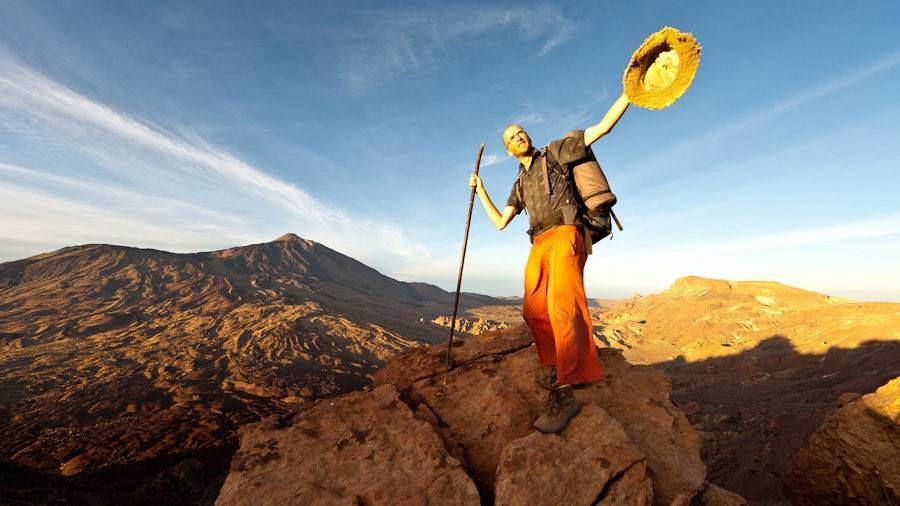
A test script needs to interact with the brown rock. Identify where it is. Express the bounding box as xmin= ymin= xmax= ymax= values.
xmin=216 ymin=327 xmax=724 ymax=504
xmin=574 ymin=349 xmax=707 ymax=504
xmin=784 ymin=377 xmax=899 ymax=505
xmin=679 ymin=401 xmax=701 ymax=416
xmin=216 ymin=384 xmax=479 ymax=505
xmin=698 ymin=482 xmax=748 ymax=505
xmin=394 ymin=336 xmax=704 ymax=504
xmin=373 ymin=325 xmax=533 ymax=390
xmin=836 ymin=391 xmax=861 ymax=406
xmin=600 ymin=462 xmax=654 ymax=505
xmin=494 ymin=404 xmax=652 ymax=505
